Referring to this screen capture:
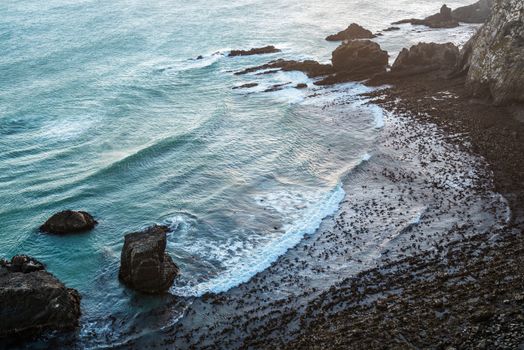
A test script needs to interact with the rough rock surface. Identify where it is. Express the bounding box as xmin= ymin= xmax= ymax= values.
xmin=325 ymin=23 xmax=375 ymax=41
xmin=228 ymin=46 xmax=281 ymax=57
xmin=457 ymin=0 xmax=524 ymax=105
xmin=329 ymin=40 xmax=388 ymax=78
xmin=452 ymin=0 xmax=493 ymax=23
xmin=394 ymin=5 xmax=459 ymax=28
xmin=0 ymin=256 xmax=81 ymax=338
xmin=391 ymin=42 xmax=459 ymax=75
xmin=40 ymin=210 xmax=97 ymax=234
xmin=119 ymin=225 xmax=179 ymax=294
